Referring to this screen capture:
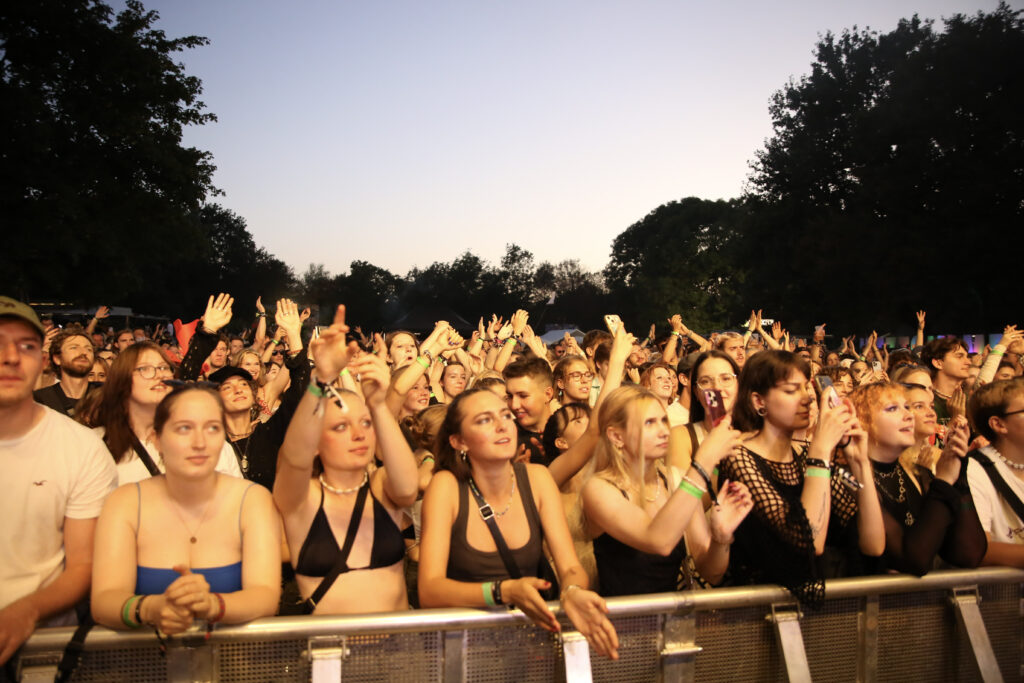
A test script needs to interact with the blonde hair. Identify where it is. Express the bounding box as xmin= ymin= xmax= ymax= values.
xmin=588 ymin=385 xmax=664 ymax=507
